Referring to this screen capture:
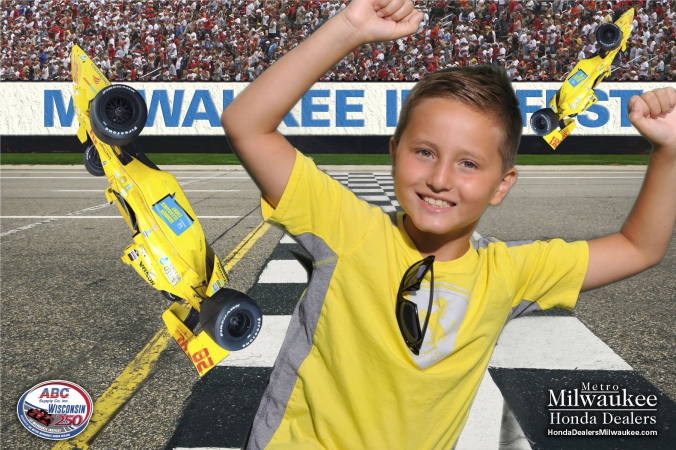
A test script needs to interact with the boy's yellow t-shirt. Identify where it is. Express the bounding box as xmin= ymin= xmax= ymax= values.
xmin=246 ymin=151 xmax=589 ymax=449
